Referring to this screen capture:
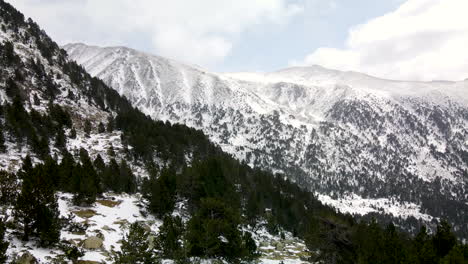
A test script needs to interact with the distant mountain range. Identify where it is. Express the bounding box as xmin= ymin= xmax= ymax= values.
xmin=65 ymin=43 xmax=468 ymax=236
